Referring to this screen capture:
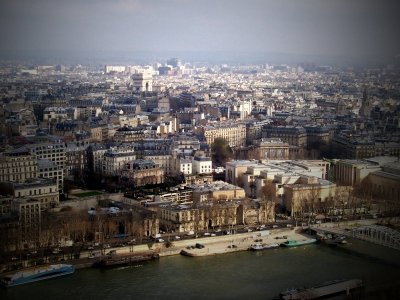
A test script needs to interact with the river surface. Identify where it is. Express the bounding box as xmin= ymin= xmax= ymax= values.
xmin=1 ymin=239 xmax=400 ymax=300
